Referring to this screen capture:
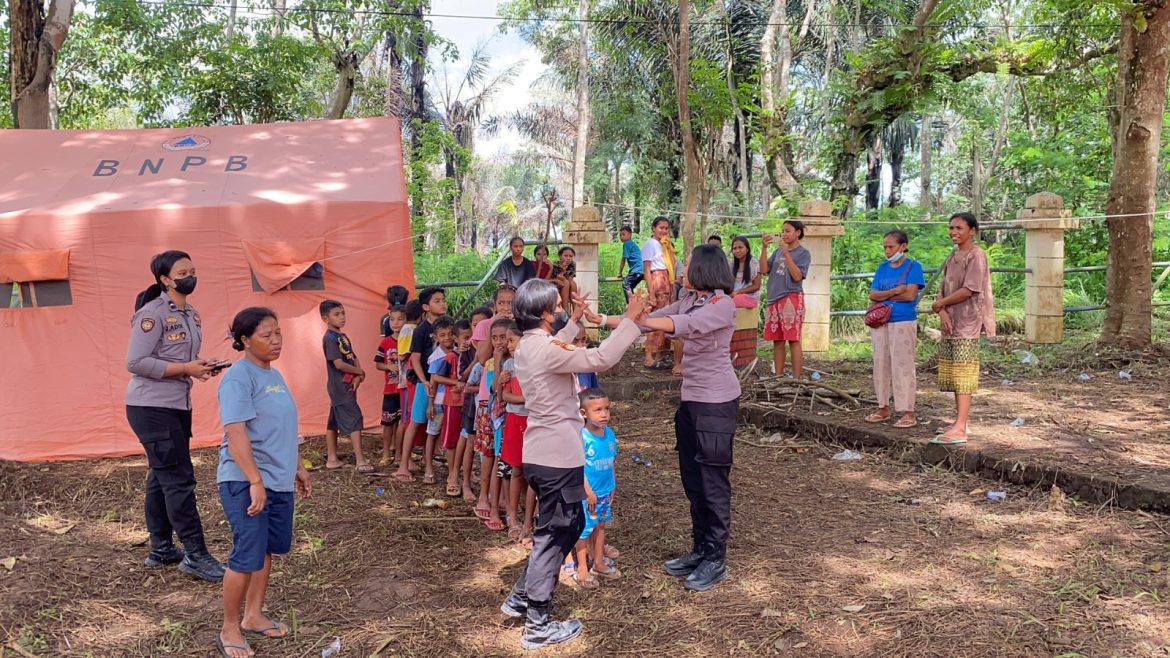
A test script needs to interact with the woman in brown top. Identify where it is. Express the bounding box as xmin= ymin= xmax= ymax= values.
xmin=930 ymin=212 xmax=996 ymax=445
